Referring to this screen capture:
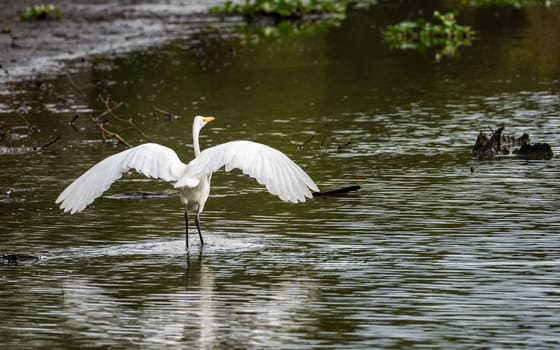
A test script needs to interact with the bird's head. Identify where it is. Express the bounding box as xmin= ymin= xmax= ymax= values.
xmin=193 ymin=115 xmax=215 ymax=133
